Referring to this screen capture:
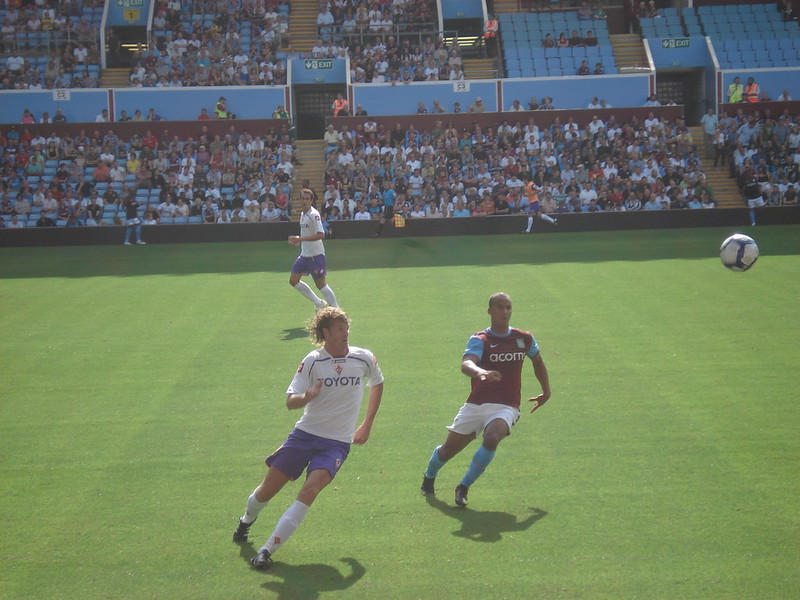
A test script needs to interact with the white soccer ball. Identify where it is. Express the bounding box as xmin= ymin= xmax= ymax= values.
xmin=719 ymin=233 xmax=759 ymax=271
